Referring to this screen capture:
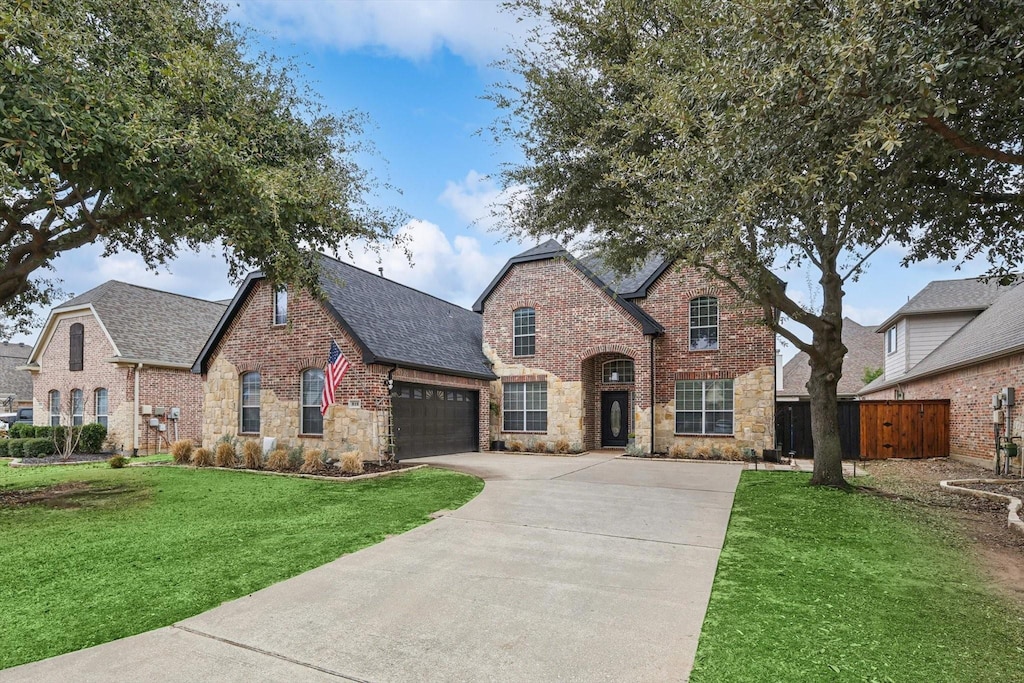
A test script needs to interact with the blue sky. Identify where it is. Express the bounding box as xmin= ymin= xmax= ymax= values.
xmin=13 ymin=0 xmax=992 ymax=360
